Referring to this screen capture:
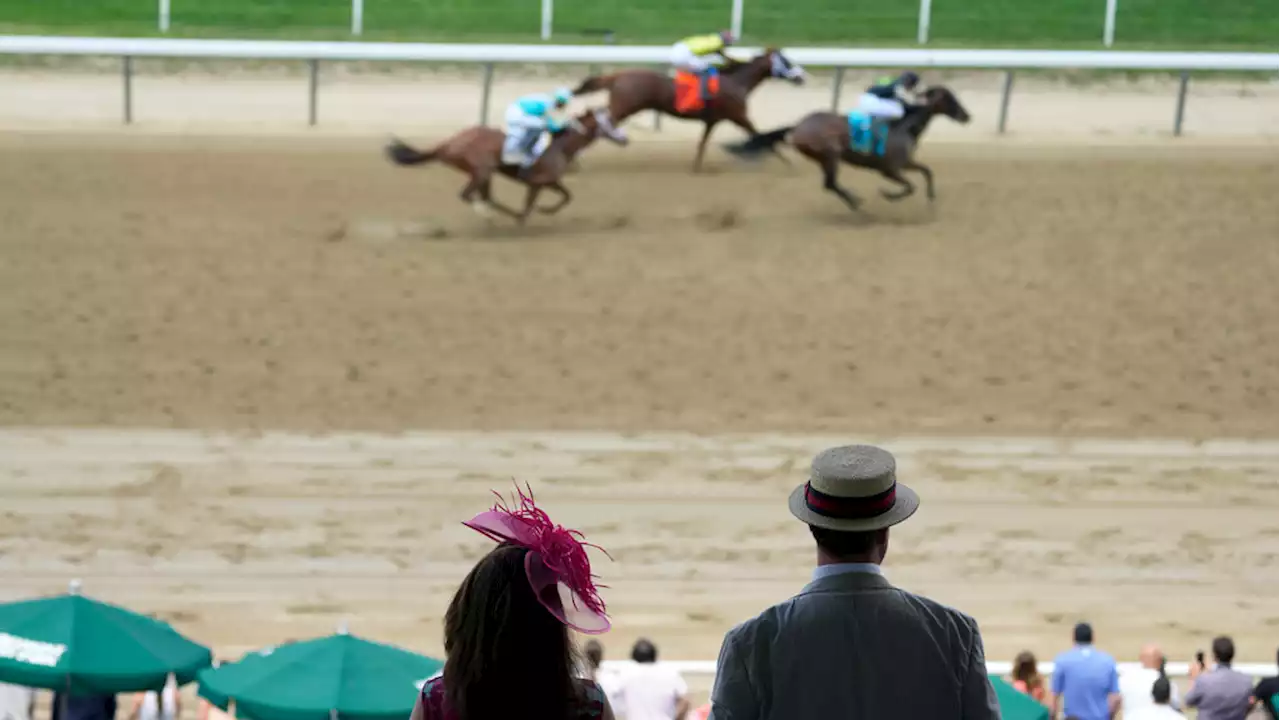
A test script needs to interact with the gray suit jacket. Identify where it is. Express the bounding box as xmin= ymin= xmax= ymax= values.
xmin=708 ymin=570 xmax=1001 ymax=720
